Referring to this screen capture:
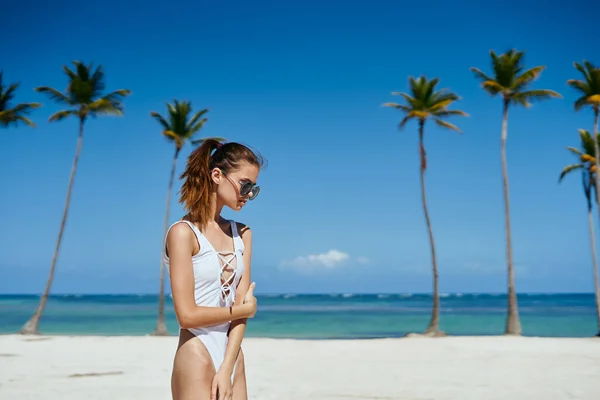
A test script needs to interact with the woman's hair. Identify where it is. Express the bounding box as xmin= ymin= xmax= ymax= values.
xmin=179 ymin=138 xmax=264 ymax=228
